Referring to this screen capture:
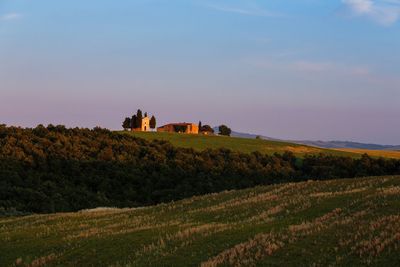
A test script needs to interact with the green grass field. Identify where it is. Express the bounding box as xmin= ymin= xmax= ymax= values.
xmin=118 ymin=131 xmax=357 ymax=157
xmin=2 ymin=175 xmax=400 ymax=266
